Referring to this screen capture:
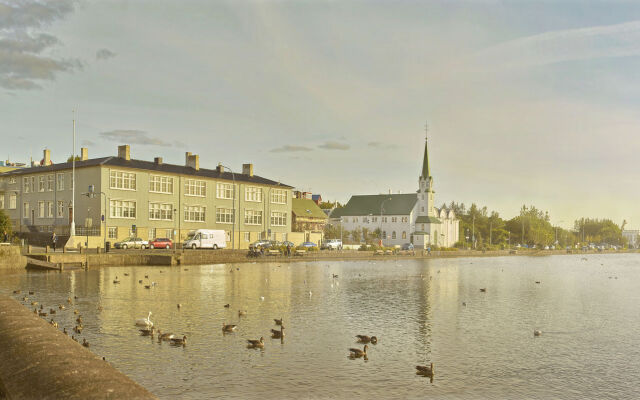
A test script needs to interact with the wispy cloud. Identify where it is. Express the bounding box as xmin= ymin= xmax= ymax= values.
xmin=0 ymin=0 xmax=80 ymax=90
xmin=81 ymin=139 xmax=96 ymax=146
xmin=270 ymin=145 xmax=313 ymax=153
xmin=367 ymin=141 xmax=397 ymax=149
xmin=96 ymin=48 xmax=116 ymax=61
xmin=99 ymin=129 xmax=170 ymax=146
xmin=477 ymin=20 xmax=640 ymax=69
xmin=318 ymin=141 xmax=350 ymax=150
